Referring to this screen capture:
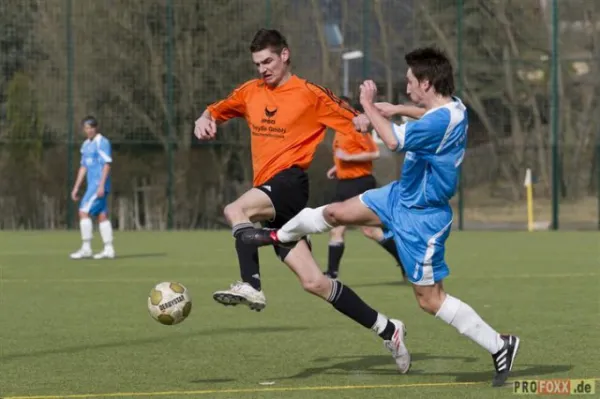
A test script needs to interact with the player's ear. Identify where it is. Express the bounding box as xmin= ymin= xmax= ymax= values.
xmin=280 ymin=47 xmax=290 ymax=64
xmin=422 ymin=79 xmax=432 ymax=92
